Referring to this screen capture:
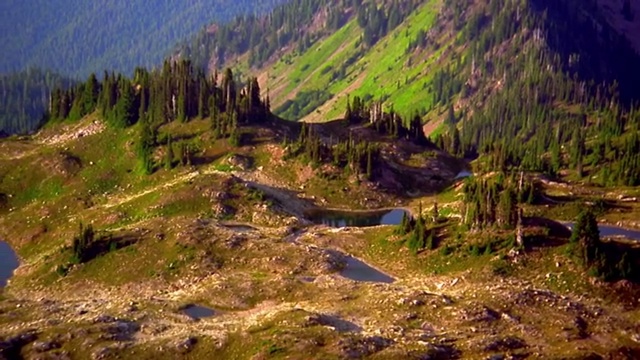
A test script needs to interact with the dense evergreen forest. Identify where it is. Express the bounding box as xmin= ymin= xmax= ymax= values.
xmin=0 ymin=69 xmax=74 ymax=135
xmin=0 ymin=0 xmax=285 ymax=78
